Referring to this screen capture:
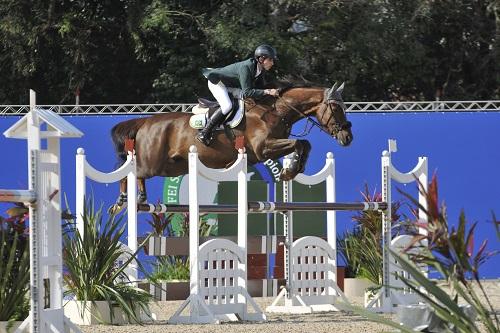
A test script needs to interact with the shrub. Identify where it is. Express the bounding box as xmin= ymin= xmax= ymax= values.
xmin=337 ymin=184 xmax=408 ymax=284
xmin=0 ymin=207 xmax=30 ymax=322
xmin=342 ymin=176 xmax=500 ymax=333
